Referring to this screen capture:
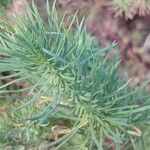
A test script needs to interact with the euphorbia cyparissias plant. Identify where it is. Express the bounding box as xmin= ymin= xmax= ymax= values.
xmin=0 ymin=1 xmax=150 ymax=149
